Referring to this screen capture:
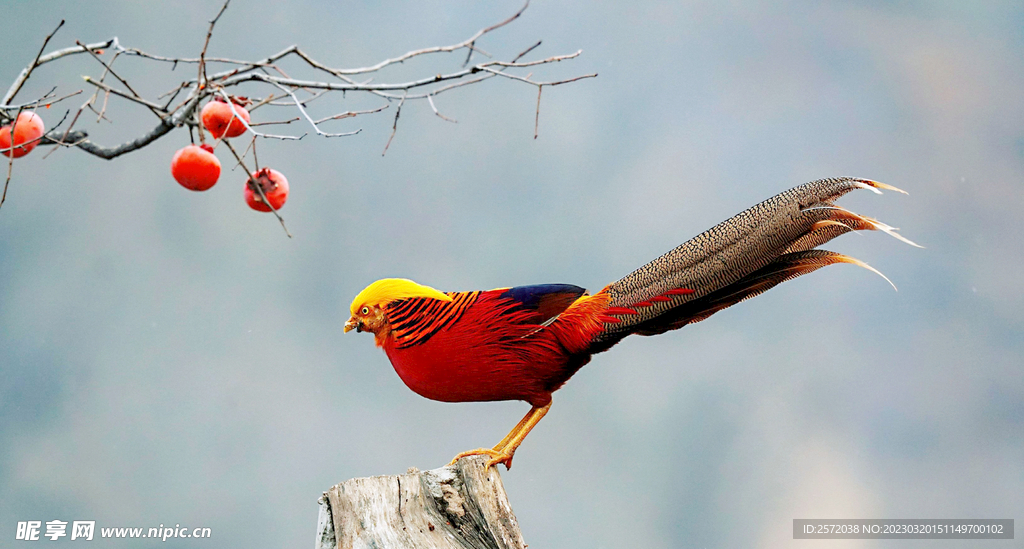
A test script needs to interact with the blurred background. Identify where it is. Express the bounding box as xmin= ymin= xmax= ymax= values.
xmin=1 ymin=1 xmax=1021 ymax=547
